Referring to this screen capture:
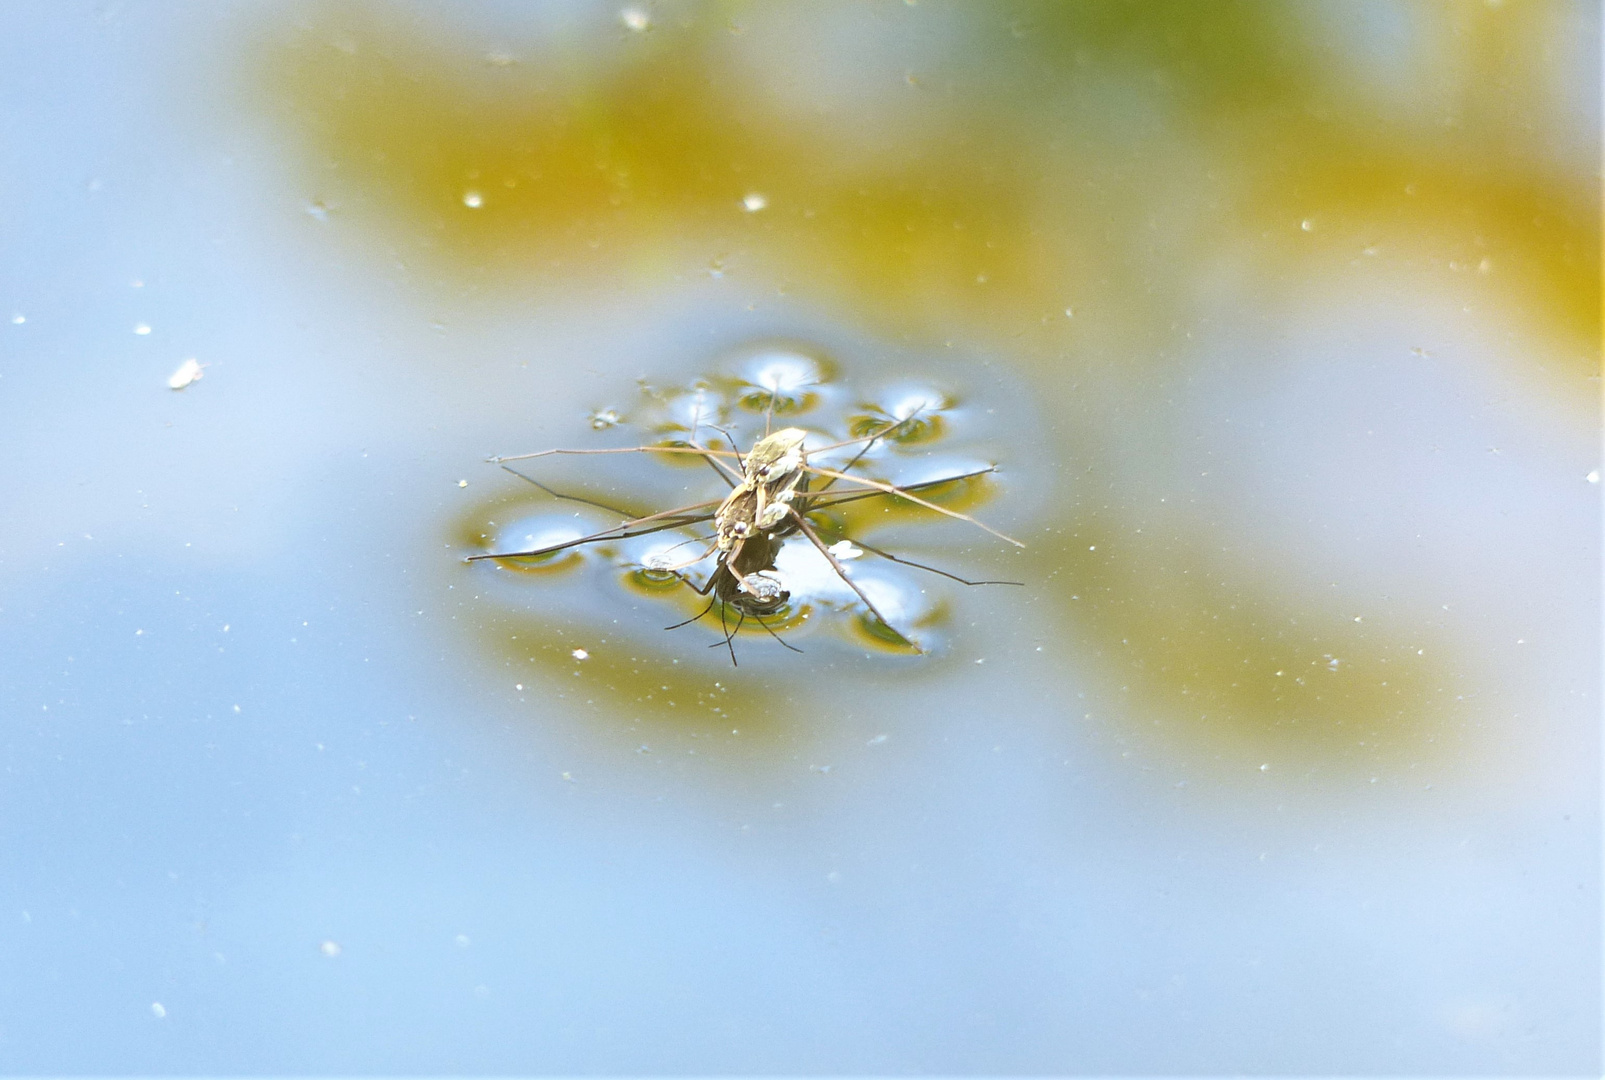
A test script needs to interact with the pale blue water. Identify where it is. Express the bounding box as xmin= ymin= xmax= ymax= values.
xmin=0 ymin=3 xmax=1598 ymax=1075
